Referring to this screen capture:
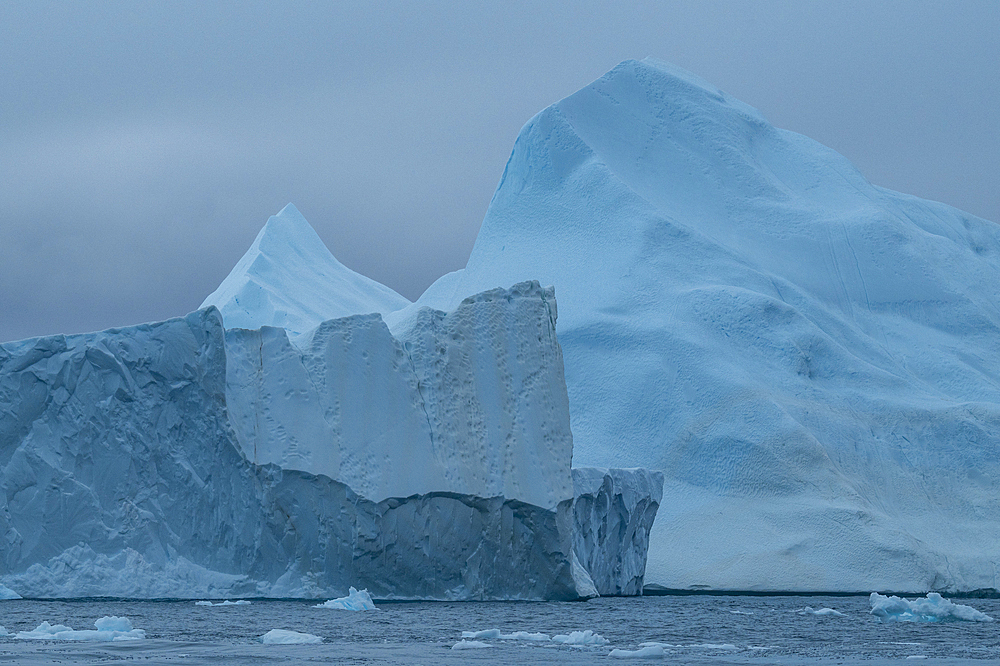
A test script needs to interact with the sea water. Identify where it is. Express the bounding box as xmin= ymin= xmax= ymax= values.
xmin=0 ymin=594 xmax=997 ymax=664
